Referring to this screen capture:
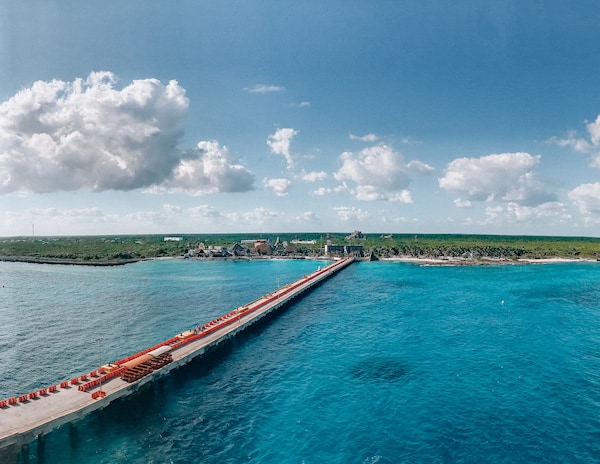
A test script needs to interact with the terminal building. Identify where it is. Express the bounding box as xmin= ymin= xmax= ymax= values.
xmin=324 ymin=244 xmax=364 ymax=257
